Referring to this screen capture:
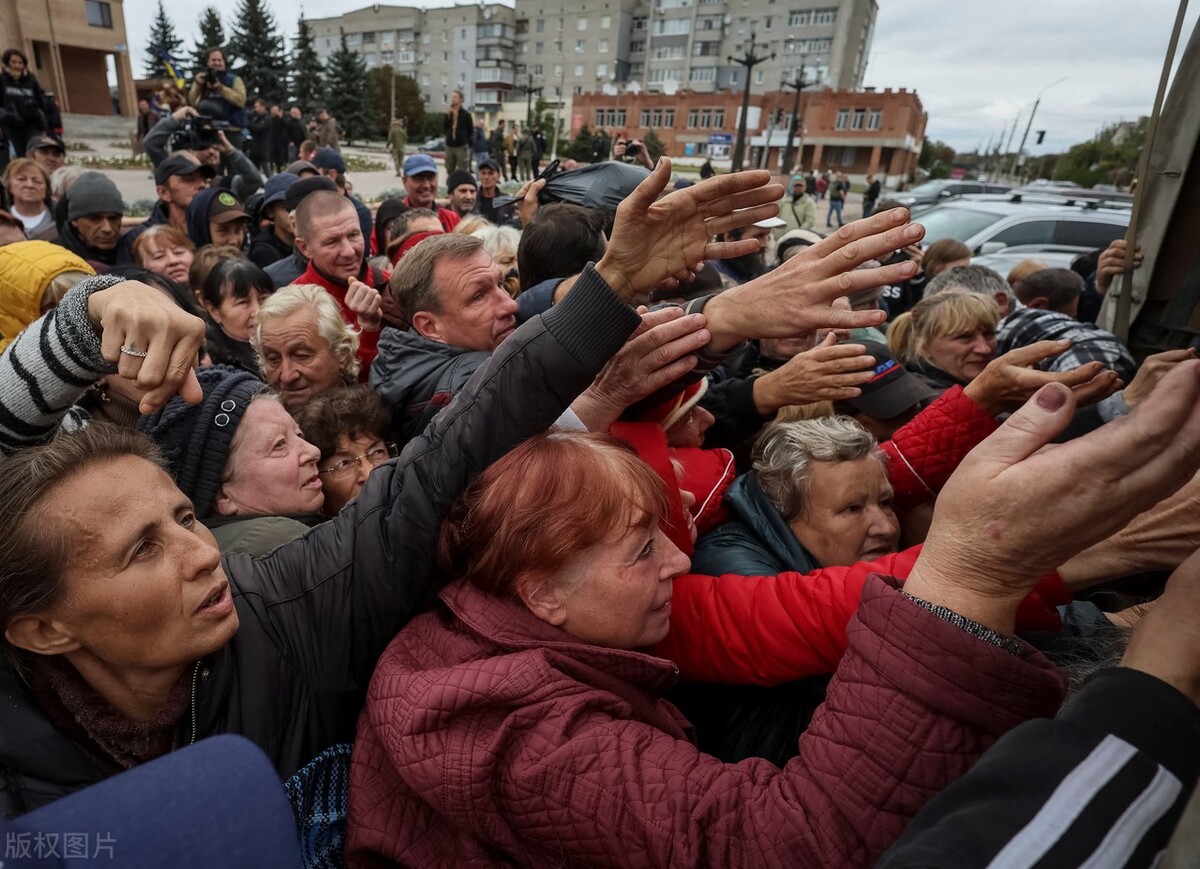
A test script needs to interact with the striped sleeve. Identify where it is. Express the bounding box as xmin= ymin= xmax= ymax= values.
xmin=0 ymin=274 xmax=122 ymax=458
xmin=878 ymin=667 xmax=1200 ymax=869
